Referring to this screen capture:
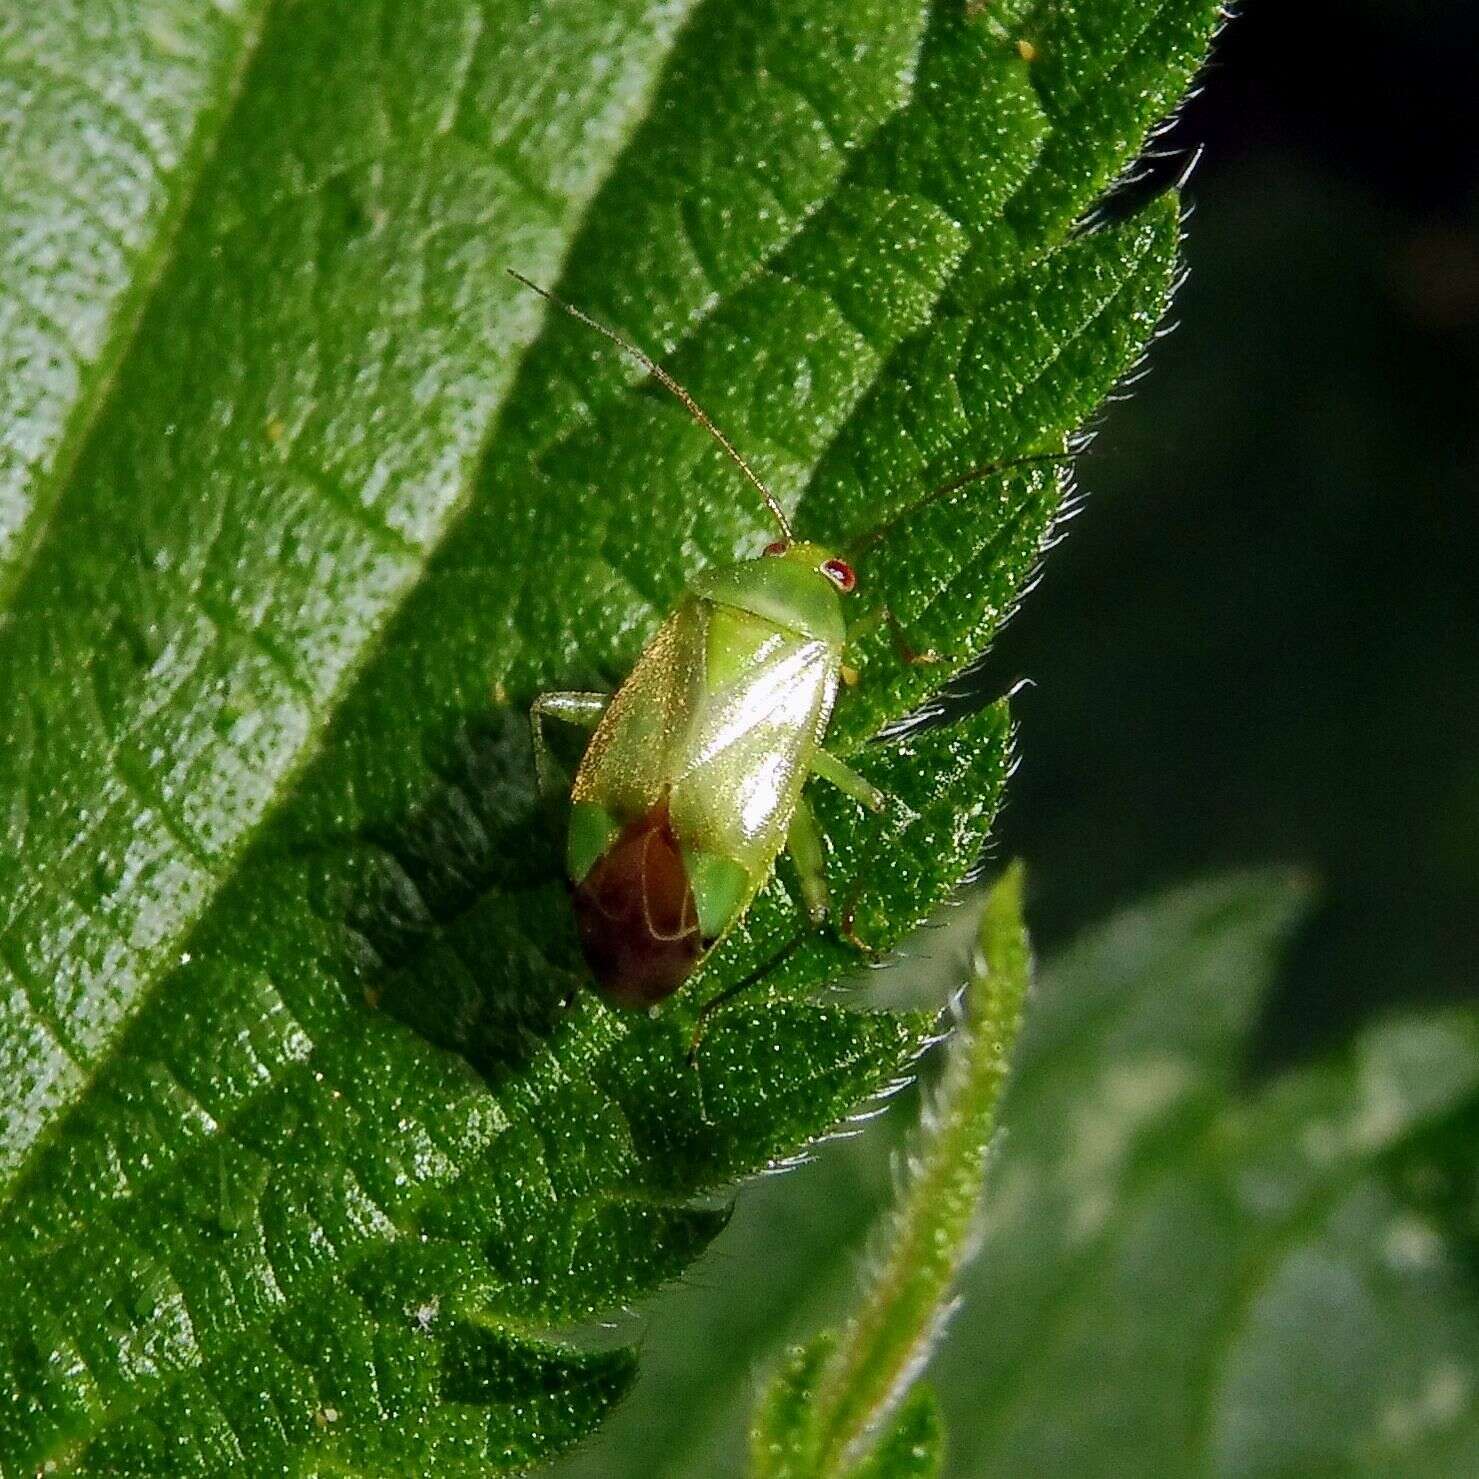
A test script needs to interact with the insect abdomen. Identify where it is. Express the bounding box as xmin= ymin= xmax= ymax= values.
xmin=572 ymin=796 xmax=704 ymax=1009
